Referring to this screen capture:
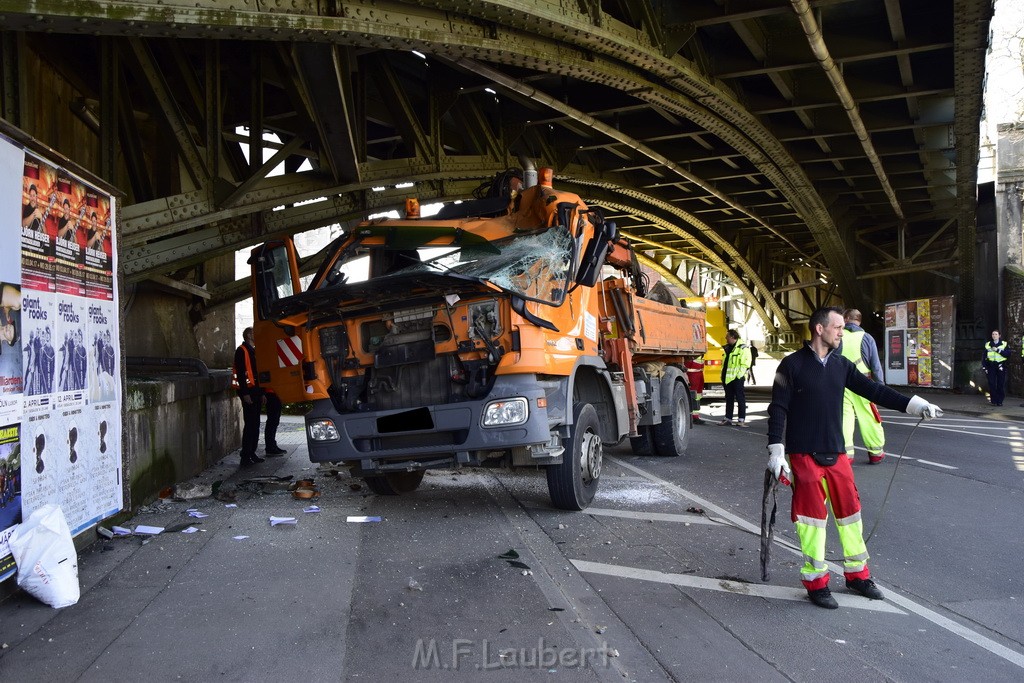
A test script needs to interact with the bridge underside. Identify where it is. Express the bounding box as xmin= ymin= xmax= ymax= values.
xmin=0 ymin=0 xmax=993 ymax=348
